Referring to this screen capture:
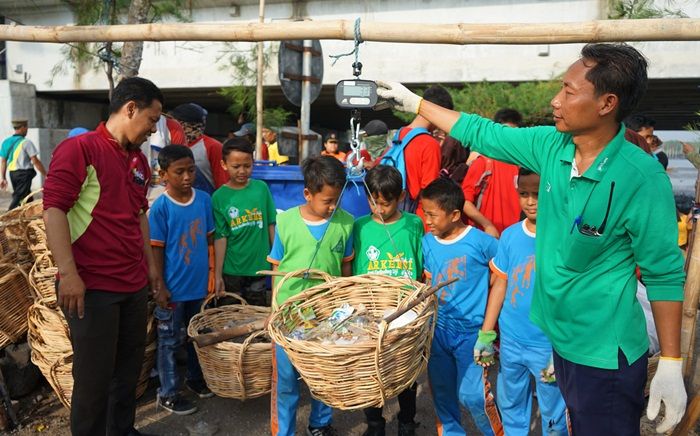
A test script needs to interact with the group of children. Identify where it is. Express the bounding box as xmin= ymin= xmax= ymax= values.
xmin=147 ymin=135 xmax=569 ymax=436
